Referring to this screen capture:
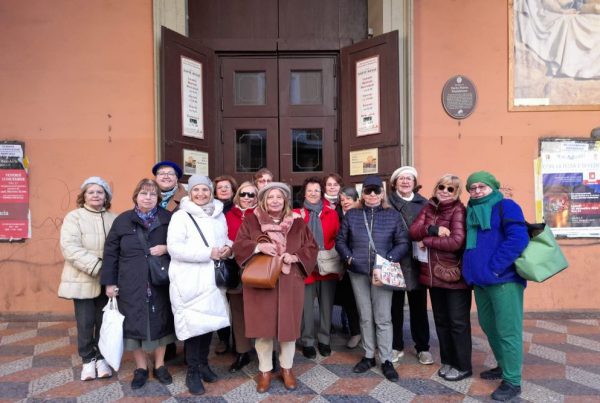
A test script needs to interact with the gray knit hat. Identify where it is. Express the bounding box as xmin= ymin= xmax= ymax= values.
xmin=81 ymin=176 xmax=112 ymax=202
xmin=187 ymin=175 xmax=213 ymax=194
xmin=258 ymin=181 xmax=291 ymax=201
